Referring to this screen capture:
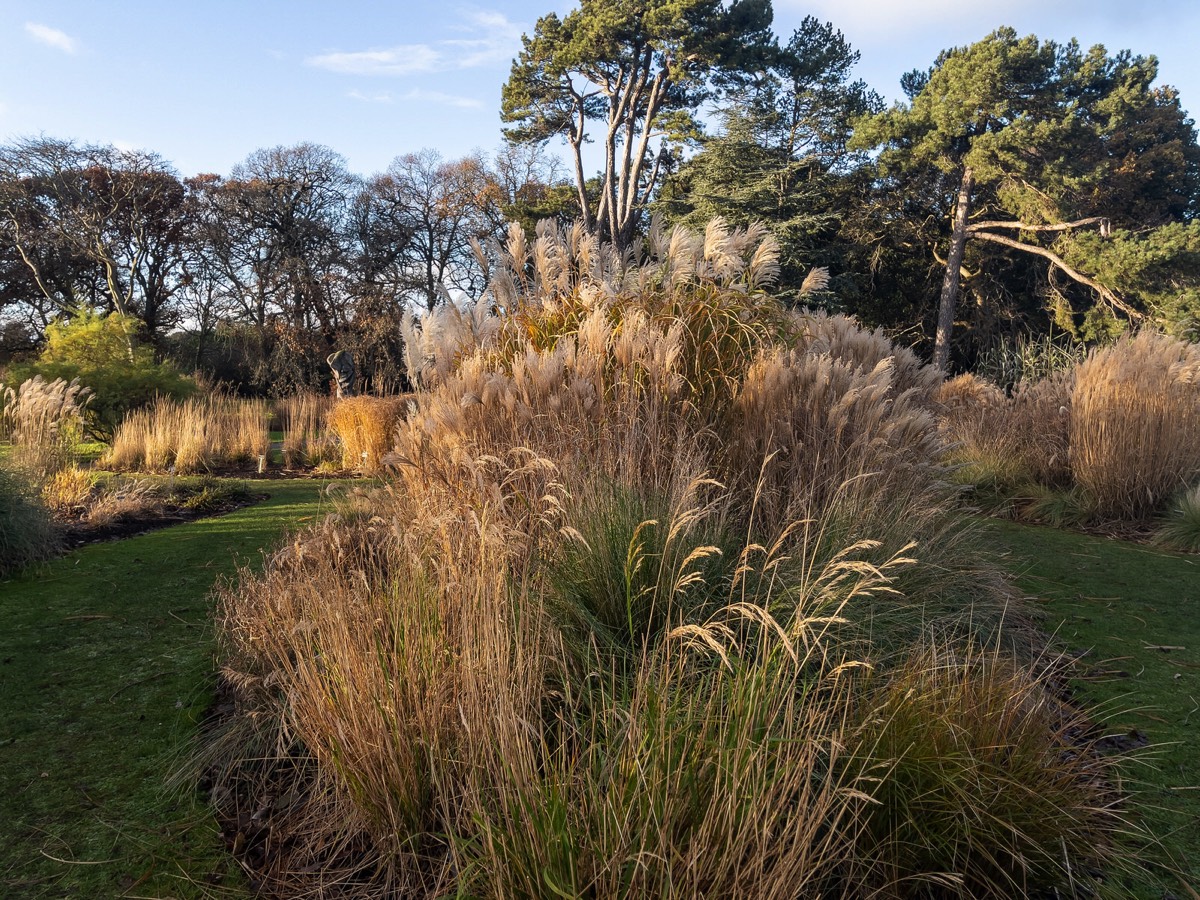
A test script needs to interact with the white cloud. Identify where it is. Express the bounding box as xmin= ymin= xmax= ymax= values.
xmin=348 ymin=89 xmax=395 ymax=103
xmin=307 ymin=44 xmax=441 ymax=76
xmin=24 ymin=22 xmax=79 ymax=54
xmin=443 ymin=9 xmax=524 ymax=68
xmin=401 ymin=88 xmax=483 ymax=109
xmin=306 ymin=8 xmax=523 ymax=77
